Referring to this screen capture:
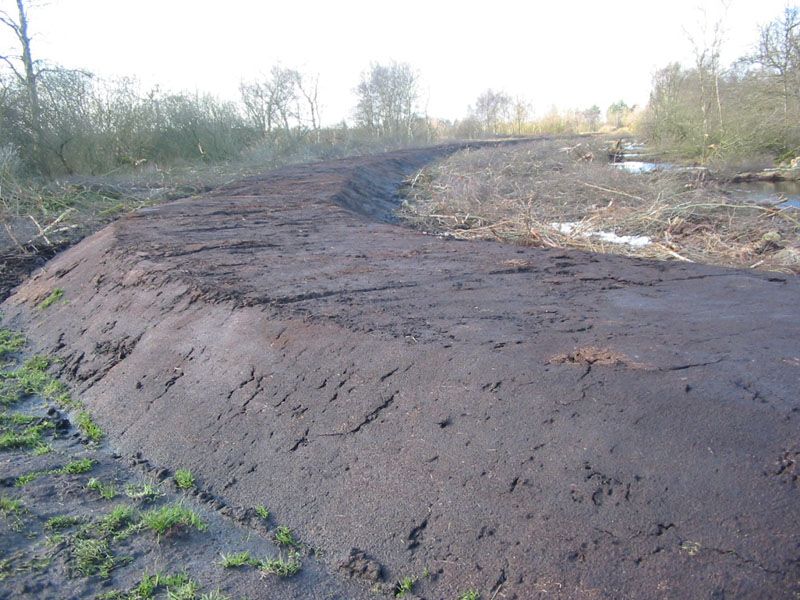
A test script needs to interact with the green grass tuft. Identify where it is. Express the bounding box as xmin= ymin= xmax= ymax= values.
xmin=259 ymin=551 xmax=302 ymax=577
xmin=45 ymin=514 xmax=83 ymax=530
xmin=124 ymin=481 xmax=163 ymax=503
xmin=458 ymin=591 xmax=481 ymax=600
xmin=87 ymin=477 xmax=117 ymax=500
xmin=98 ymin=505 xmax=138 ymax=536
xmin=219 ymin=550 xmax=259 ymax=568
xmin=0 ymin=329 xmax=25 ymax=358
xmin=0 ymin=496 xmax=23 ymax=515
xmin=254 ymin=505 xmax=270 ymax=521
xmin=395 ymin=576 xmax=416 ymax=597
xmin=76 ymin=411 xmax=103 ymax=443
xmin=274 ymin=524 xmax=299 ymax=547
xmin=60 ymin=458 xmax=95 ymax=475
xmin=173 ymin=468 xmax=195 ymax=490
xmin=141 ymin=503 xmax=206 ymax=537
xmin=38 ymin=288 xmax=65 ymax=310
xmin=72 ymin=537 xmax=115 ymax=578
